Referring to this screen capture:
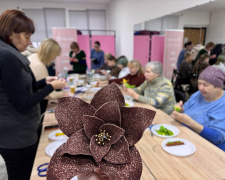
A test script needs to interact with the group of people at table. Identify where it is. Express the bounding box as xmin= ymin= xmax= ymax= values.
xmin=0 ymin=9 xmax=225 ymax=180
xmin=176 ymin=41 xmax=225 ymax=92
